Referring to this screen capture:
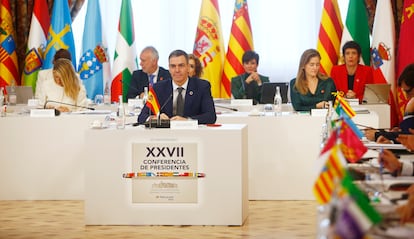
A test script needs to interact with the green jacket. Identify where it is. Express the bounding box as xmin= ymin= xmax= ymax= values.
xmin=290 ymin=77 xmax=337 ymax=111
xmin=231 ymin=73 xmax=269 ymax=104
